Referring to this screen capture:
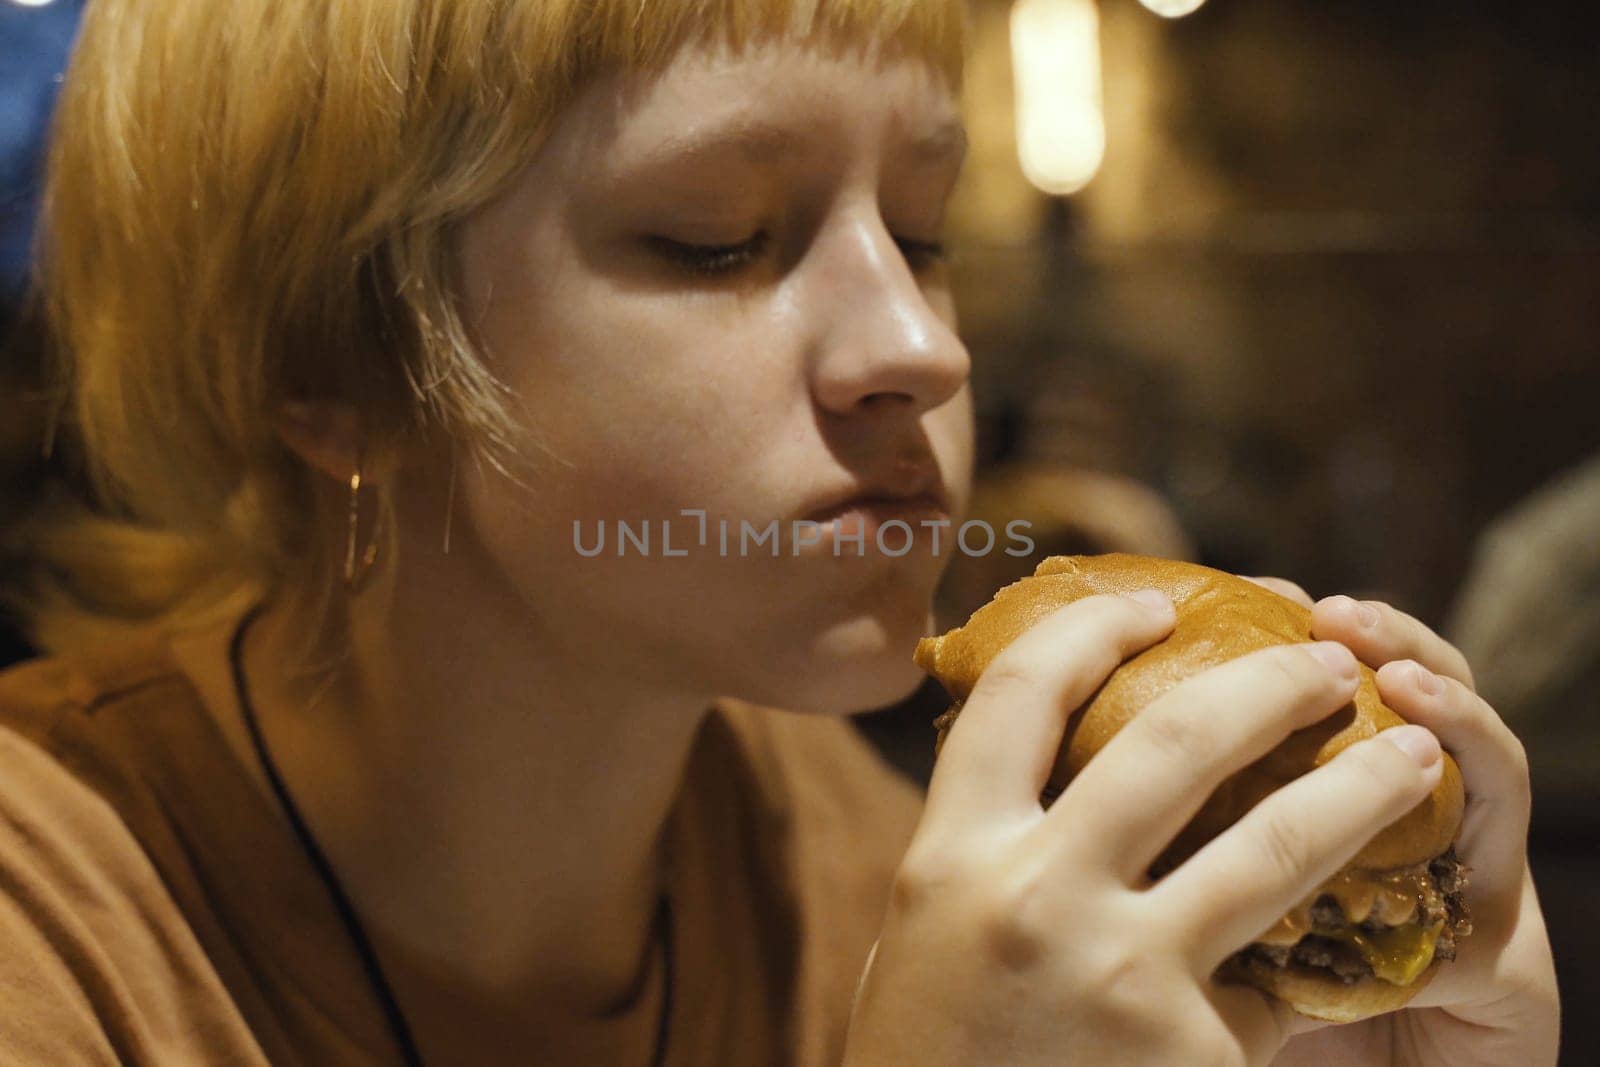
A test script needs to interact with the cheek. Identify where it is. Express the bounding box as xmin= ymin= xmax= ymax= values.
xmin=494 ymin=298 xmax=806 ymax=516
